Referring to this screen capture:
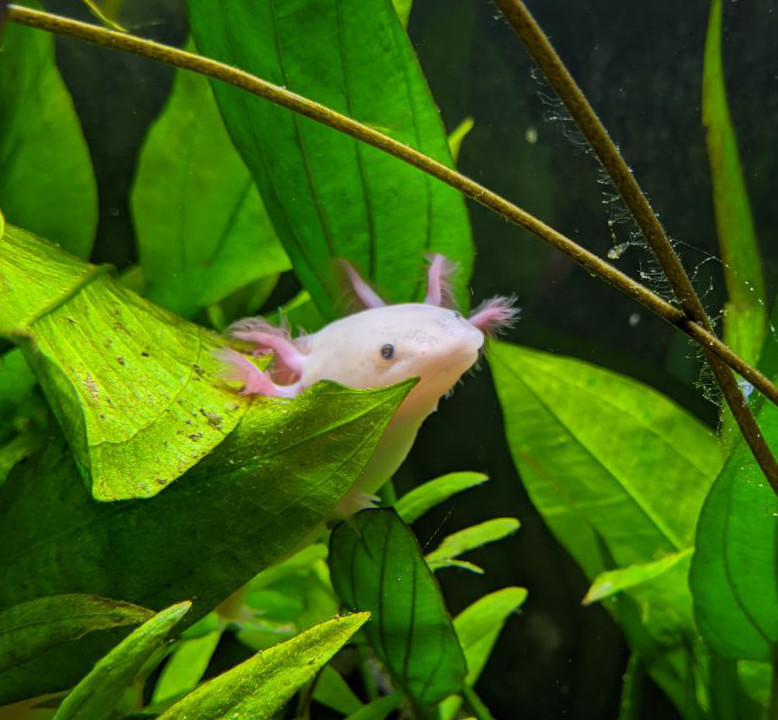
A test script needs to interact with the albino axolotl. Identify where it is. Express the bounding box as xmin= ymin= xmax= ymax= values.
xmin=220 ymin=255 xmax=516 ymax=519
